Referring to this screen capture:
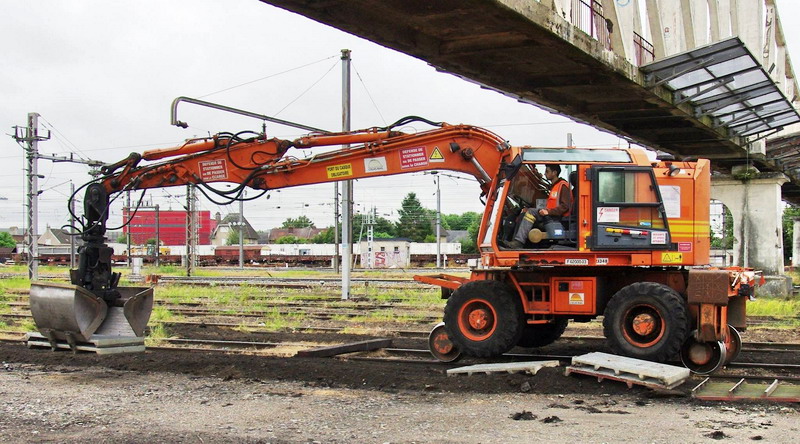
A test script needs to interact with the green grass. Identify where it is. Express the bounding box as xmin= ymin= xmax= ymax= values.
xmin=0 ymin=320 xmax=8 ymax=329
xmin=747 ymin=297 xmax=800 ymax=317
xmin=149 ymin=306 xmax=179 ymax=323
xmin=16 ymin=319 xmax=37 ymax=332
xmin=0 ymin=301 xmax=9 ymax=315
xmin=0 ymin=277 xmax=31 ymax=292
xmin=261 ymin=307 xmax=305 ymax=331
xmin=145 ymin=323 xmax=170 ymax=345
